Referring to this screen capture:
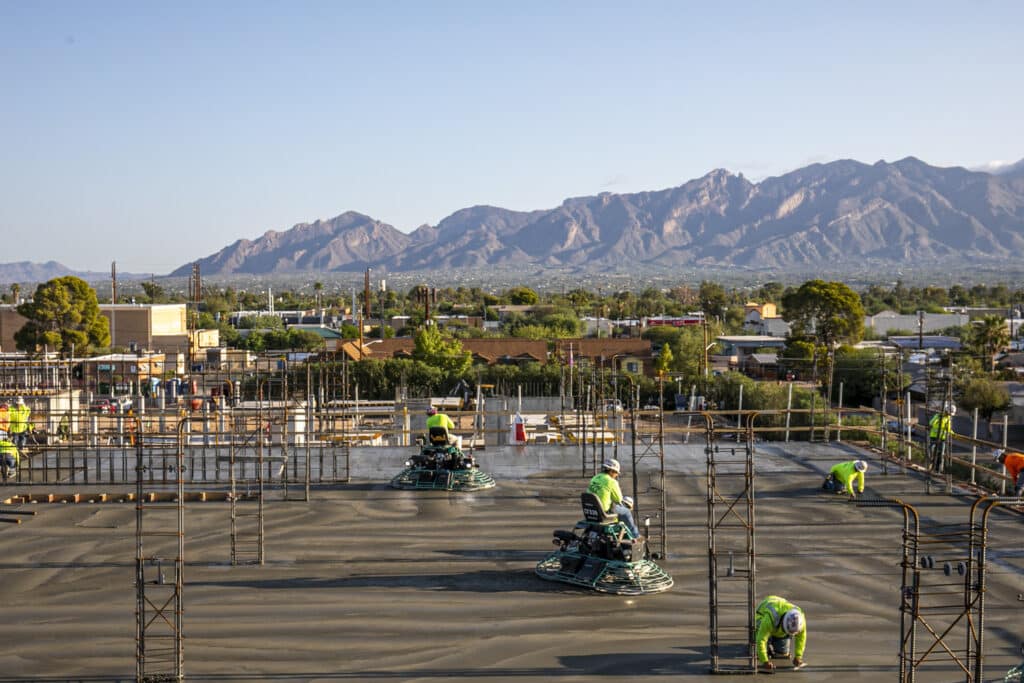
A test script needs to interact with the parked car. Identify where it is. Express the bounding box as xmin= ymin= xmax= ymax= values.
xmin=88 ymin=399 xmax=117 ymax=414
